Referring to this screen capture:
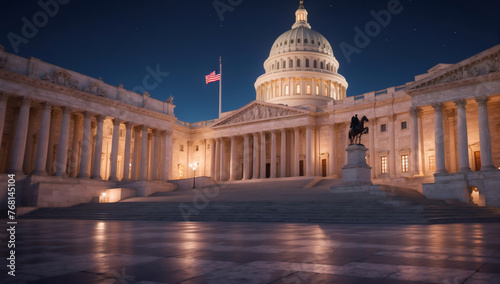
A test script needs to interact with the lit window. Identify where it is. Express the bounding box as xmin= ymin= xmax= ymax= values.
xmin=401 ymin=155 xmax=409 ymax=173
xmin=297 ymin=84 xmax=301 ymax=94
xmin=429 ymin=156 xmax=436 ymax=171
xmin=285 ymin=85 xmax=289 ymax=95
xmin=381 ymin=156 xmax=388 ymax=174
xmin=401 ymin=121 xmax=407 ymax=130
xmin=307 ymin=84 xmax=311 ymax=95
xmin=316 ymin=85 xmax=319 ymax=95
xmin=381 ymin=124 xmax=387 ymax=132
